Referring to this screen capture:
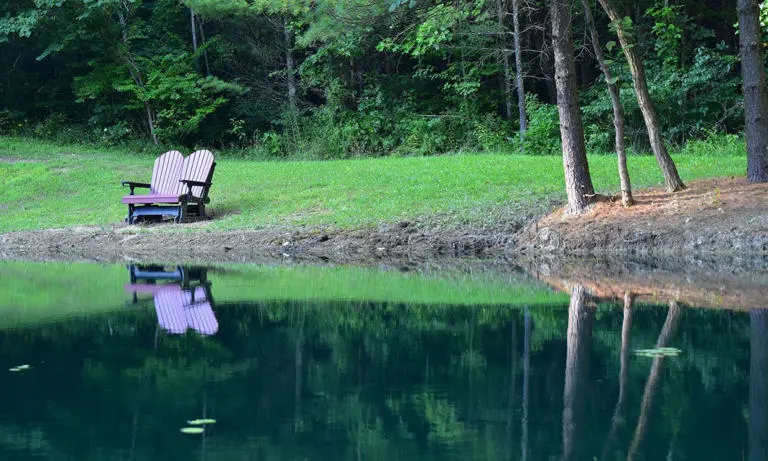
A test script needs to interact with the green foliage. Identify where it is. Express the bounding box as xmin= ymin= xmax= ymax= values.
xmin=582 ymin=42 xmax=741 ymax=151
xmin=0 ymin=0 xmax=753 ymax=155
xmin=517 ymin=94 xmax=560 ymax=156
